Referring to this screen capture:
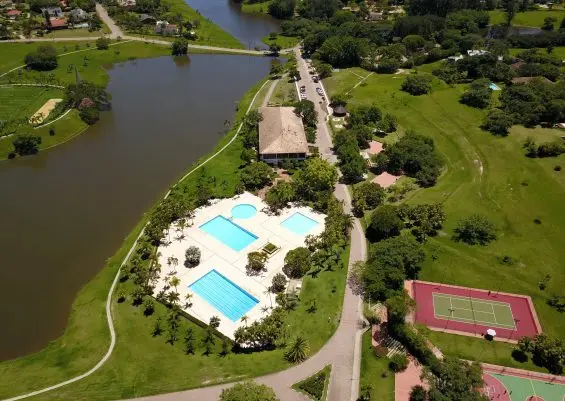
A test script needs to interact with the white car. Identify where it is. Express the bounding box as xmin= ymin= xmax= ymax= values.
xmin=316 ymin=87 xmax=323 ymax=96
xmin=300 ymin=93 xmax=307 ymax=100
